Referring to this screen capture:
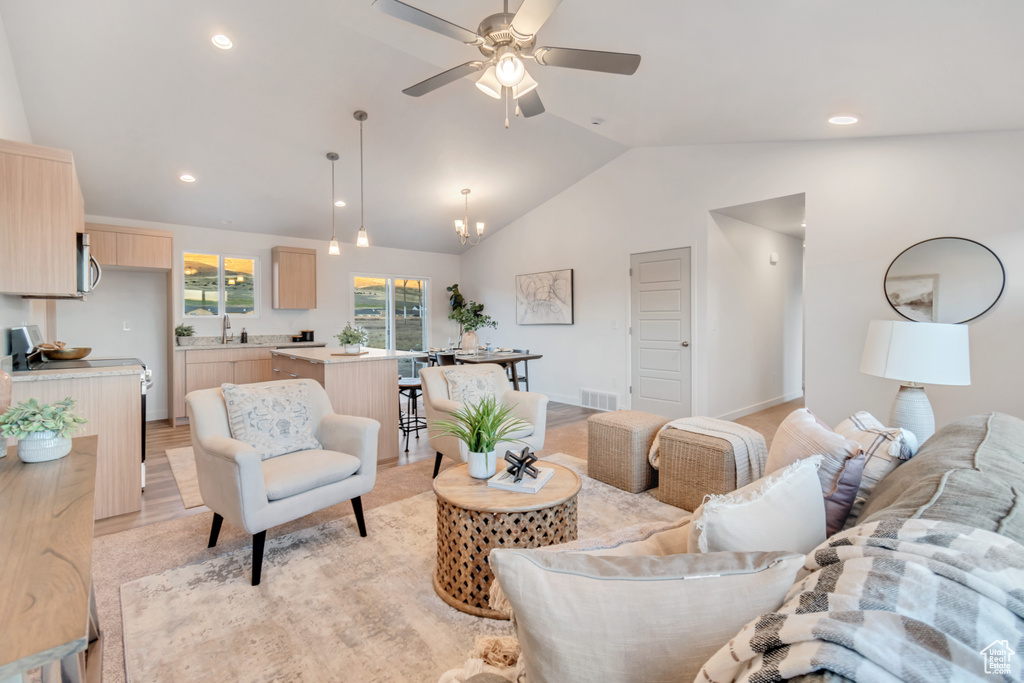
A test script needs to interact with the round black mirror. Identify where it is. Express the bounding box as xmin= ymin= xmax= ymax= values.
xmin=884 ymin=237 xmax=1005 ymax=324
